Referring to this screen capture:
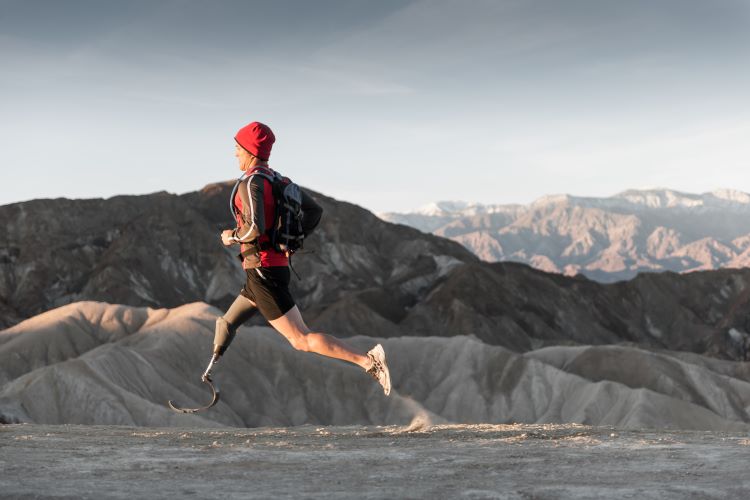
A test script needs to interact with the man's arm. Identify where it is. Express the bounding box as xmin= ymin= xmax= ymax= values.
xmin=232 ymin=176 xmax=266 ymax=243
